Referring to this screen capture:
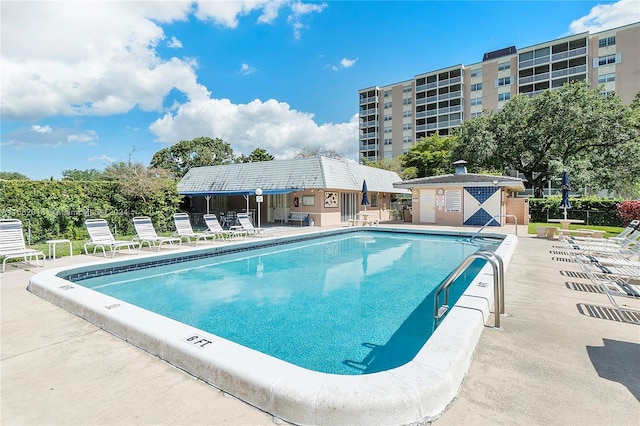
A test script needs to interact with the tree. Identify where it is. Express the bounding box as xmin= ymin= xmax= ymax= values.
xmin=401 ymin=134 xmax=457 ymax=178
xmin=236 ymin=147 xmax=275 ymax=163
xmin=150 ymin=136 xmax=235 ymax=178
xmin=62 ymin=168 xmax=105 ymax=181
xmin=362 ymin=157 xmax=416 ymax=180
xmin=0 ymin=171 xmax=29 ymax=180
xmin=294 ymin=147 xmax=343 ymax=159
xmin=454 ymin=82 xmax=639 ymax=197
